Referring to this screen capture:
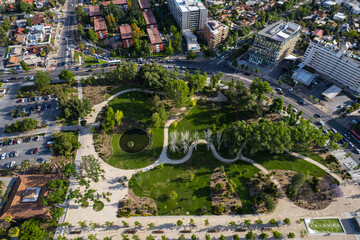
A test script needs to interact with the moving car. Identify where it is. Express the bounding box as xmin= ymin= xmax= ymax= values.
xmin=314 ymin=114 xmax=321 ymax=118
